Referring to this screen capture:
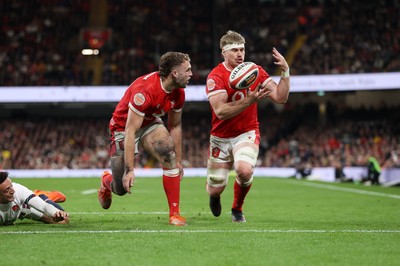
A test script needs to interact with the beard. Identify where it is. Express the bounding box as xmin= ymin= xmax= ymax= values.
xmin=172 ymin=76 xmax=188 ymax=88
